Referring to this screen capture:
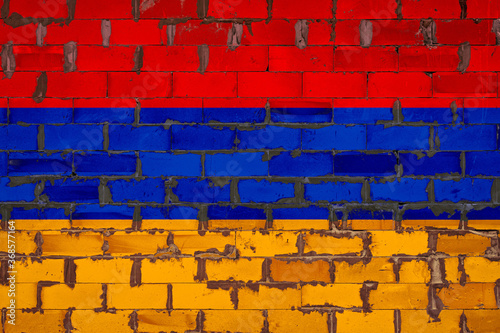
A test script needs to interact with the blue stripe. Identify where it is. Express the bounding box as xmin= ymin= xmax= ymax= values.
xmin=74 ymin=107 xmax=134 ymax=123
xmin=10 ymin=108 xmax=72 ymax=124
xmin=271 ymin=108 xmax=332 ymax=123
